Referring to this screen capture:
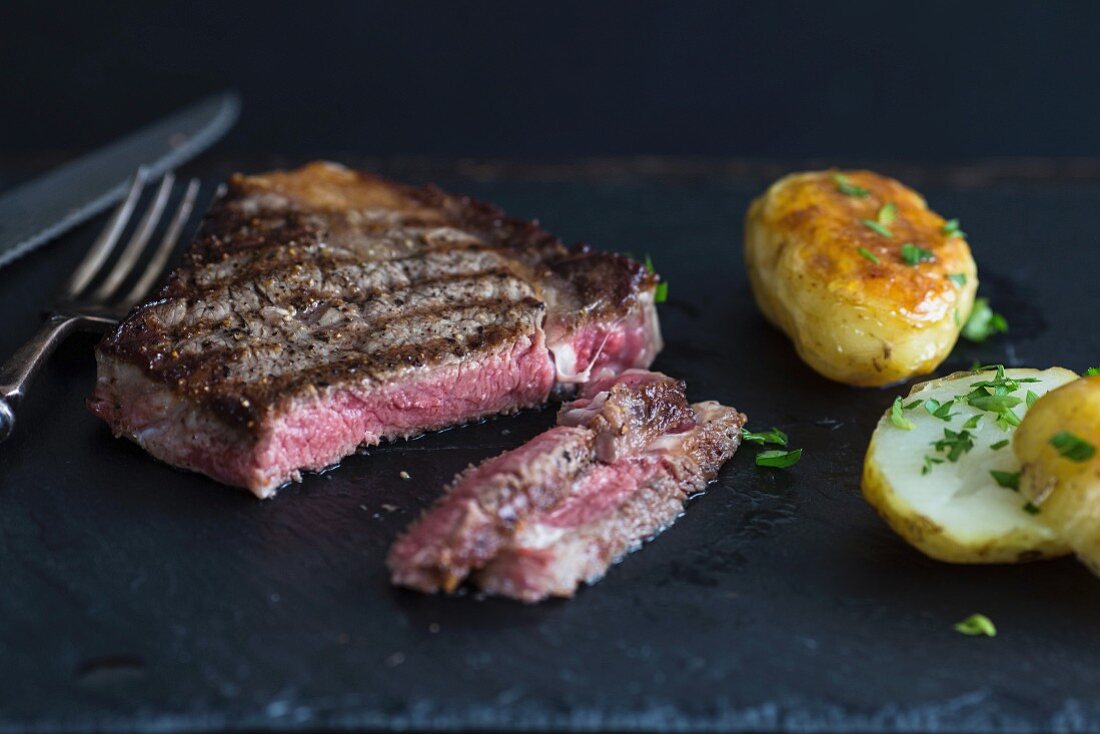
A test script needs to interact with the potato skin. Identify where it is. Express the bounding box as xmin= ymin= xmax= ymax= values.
xmin=744 ymin=170 xmax=978 ymax=387
xmin=1016 ymin=375 xmax=1100 ymax=573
